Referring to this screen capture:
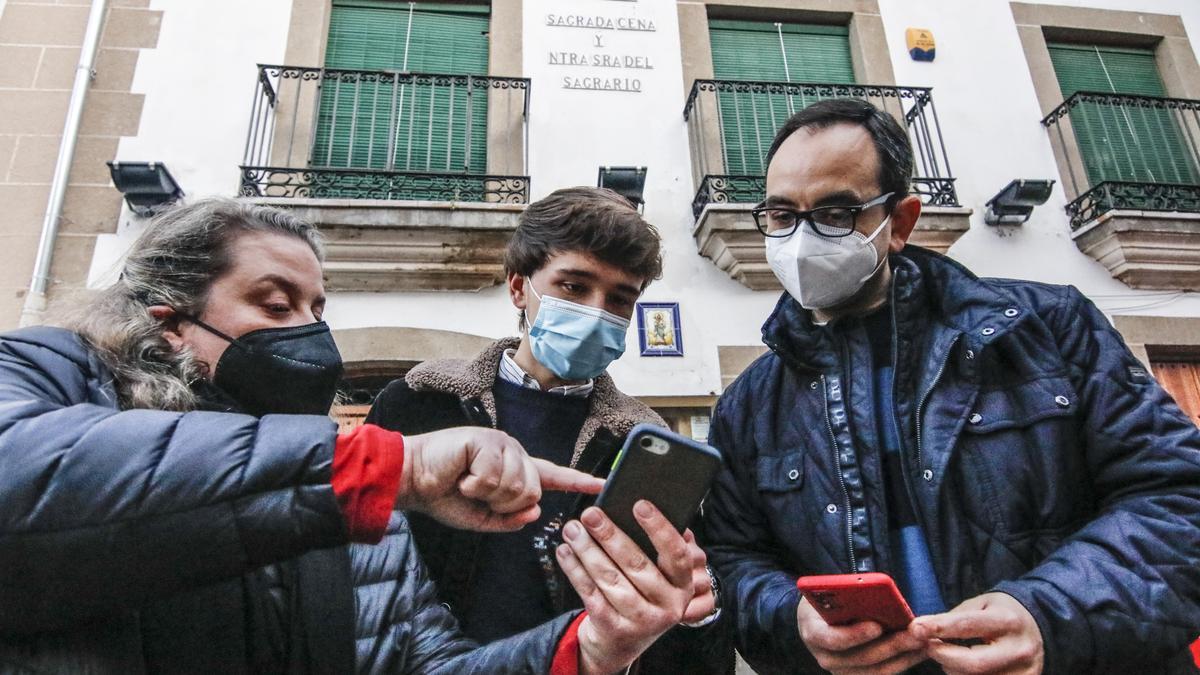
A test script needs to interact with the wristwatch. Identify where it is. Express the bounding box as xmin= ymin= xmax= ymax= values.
xmin=680 ymin=565 xmax=723 ymax=628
